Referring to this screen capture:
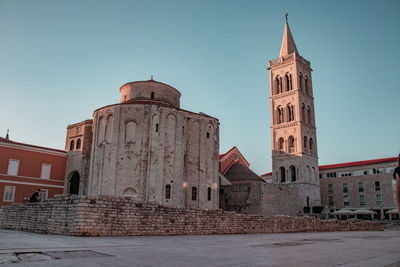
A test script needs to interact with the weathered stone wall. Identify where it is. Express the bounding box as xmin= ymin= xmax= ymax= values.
xmin=0 ymin=196 xmax=383 ymax=236
xmin=220 ymin=182 xmax=299 ymax=216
